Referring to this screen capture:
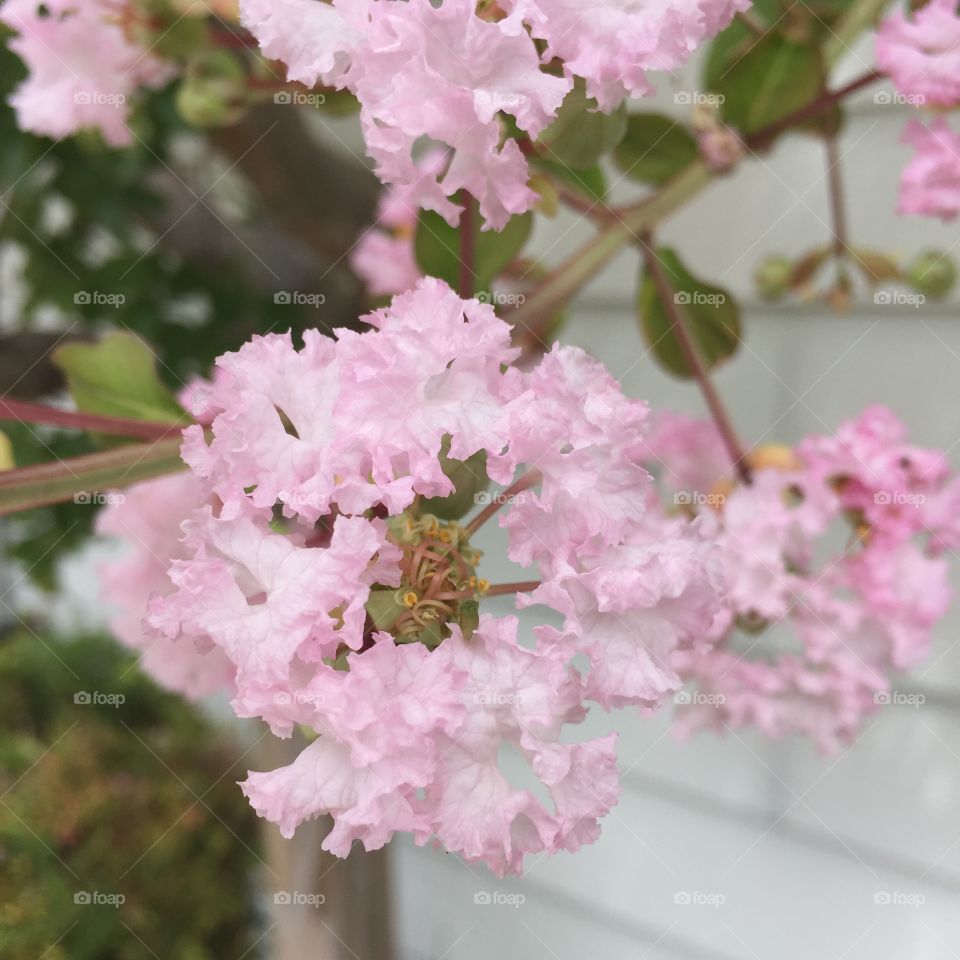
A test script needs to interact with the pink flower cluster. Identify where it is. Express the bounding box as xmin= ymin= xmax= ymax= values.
xmin=898 ymin=118 xmax=960 ymax=222
xmin=0 ymin=0 xmax=174 ymax=146
xmin=240 ymin=0 xmax=746 ymax=228
xmin=876 ymin=0 xmax=960 ymax=108
xmin=643 ymin=408 xmax=954 ymax=753
xmin=98 ymin=278 xmax=723 ymax=875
